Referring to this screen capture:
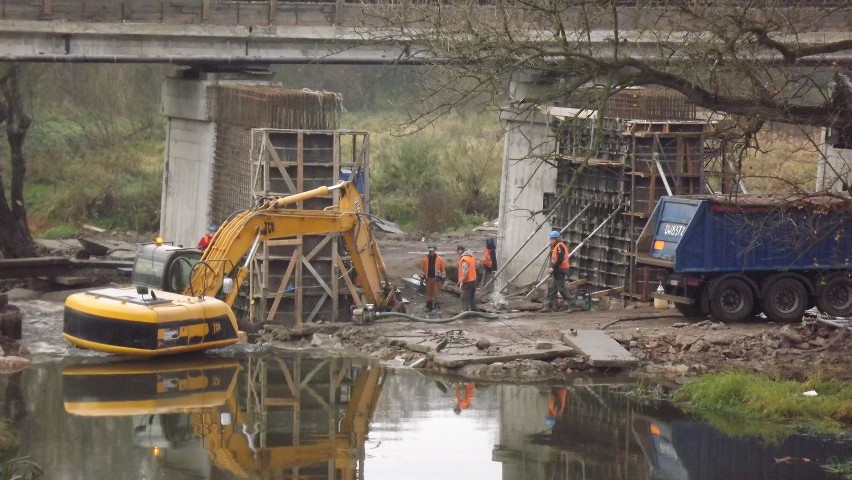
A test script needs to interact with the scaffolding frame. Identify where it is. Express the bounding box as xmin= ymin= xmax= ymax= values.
xmin=248 ymin=128 xmax=370 ymax=326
